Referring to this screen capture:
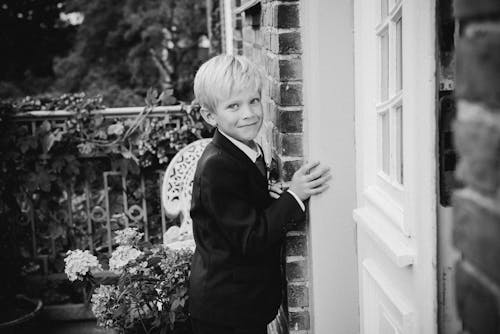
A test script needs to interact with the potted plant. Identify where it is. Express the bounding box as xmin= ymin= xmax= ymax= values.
xmin=64 ymin=227 xmax=193 ymax=334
